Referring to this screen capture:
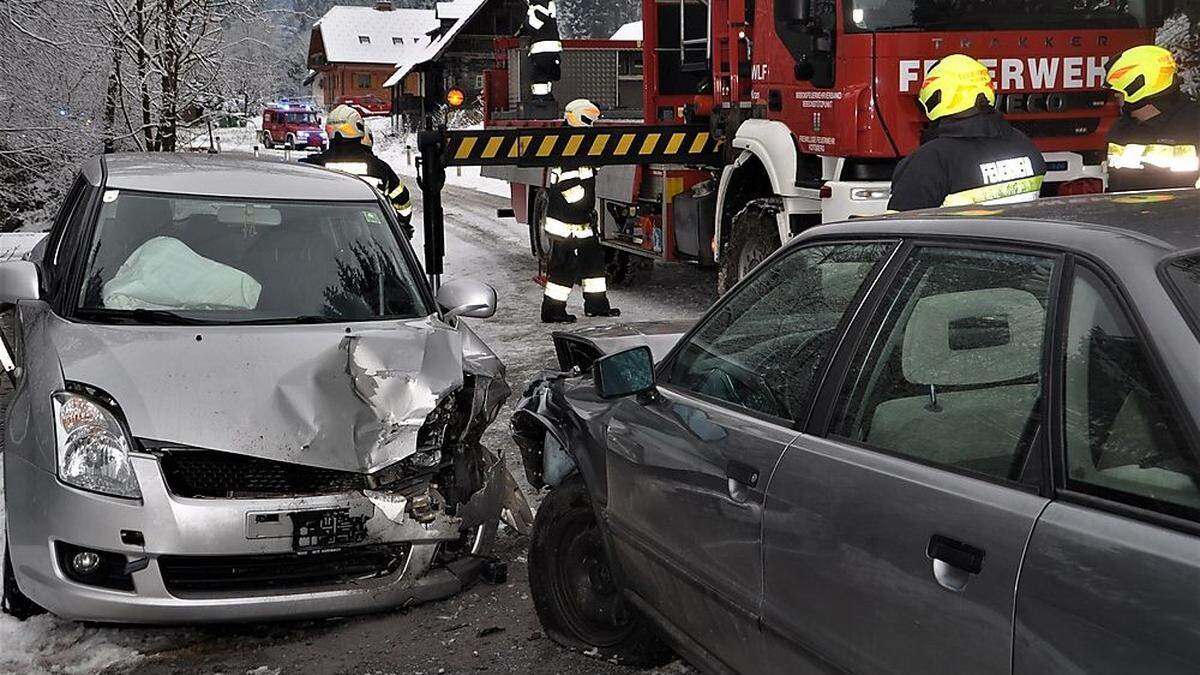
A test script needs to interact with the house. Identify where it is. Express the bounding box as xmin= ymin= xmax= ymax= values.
xmin=306 ymin=1 xmax=442 ymax=111
xmin=382 ymin=0 xmax=526 ymax=125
